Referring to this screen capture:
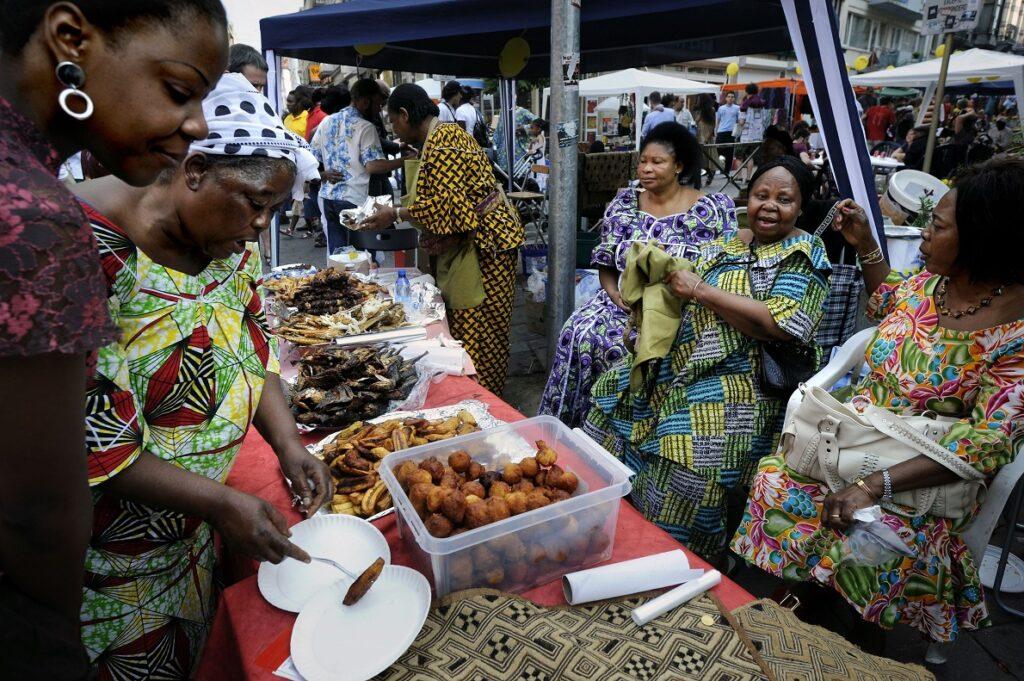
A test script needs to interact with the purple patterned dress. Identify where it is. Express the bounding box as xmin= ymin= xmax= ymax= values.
xmin=538 ymin=187 xmax=736 ymax=426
